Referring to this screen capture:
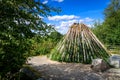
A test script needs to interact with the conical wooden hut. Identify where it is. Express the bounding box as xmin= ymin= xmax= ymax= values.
xmin=49 ymin=23 xmax=110 ymax=63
